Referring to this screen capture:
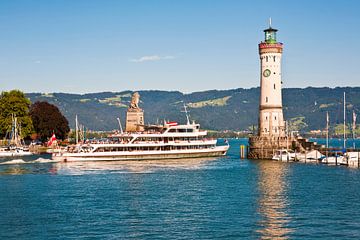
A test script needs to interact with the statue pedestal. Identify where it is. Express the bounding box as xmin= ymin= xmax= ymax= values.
xmin=125 ymin=109 xmax=144 ymax=132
